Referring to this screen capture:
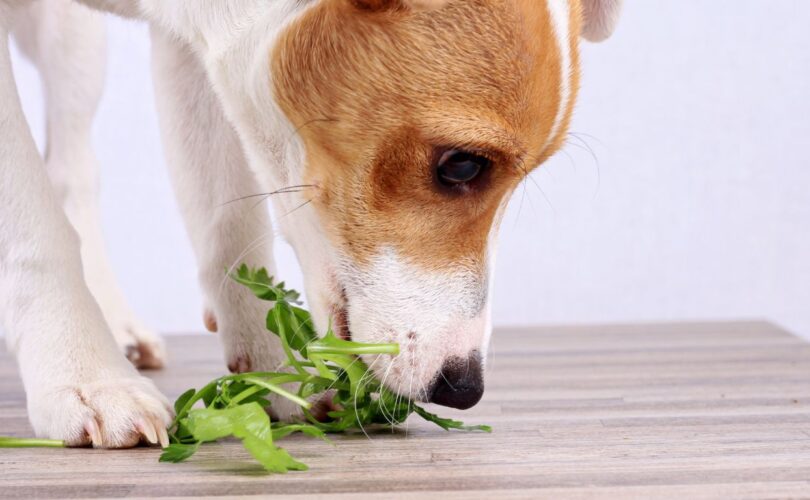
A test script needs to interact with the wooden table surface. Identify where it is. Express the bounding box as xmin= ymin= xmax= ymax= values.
xmin=1 ymin=321 xmax=810 ymax=499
